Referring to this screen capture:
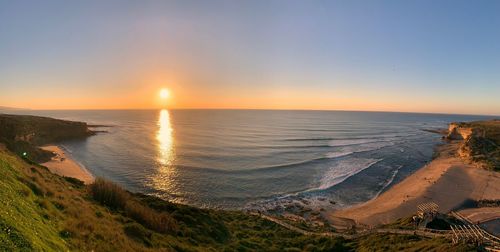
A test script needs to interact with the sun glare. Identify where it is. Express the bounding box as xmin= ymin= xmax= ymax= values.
xmin=159 ymin=88 xmax=170 ymax=99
